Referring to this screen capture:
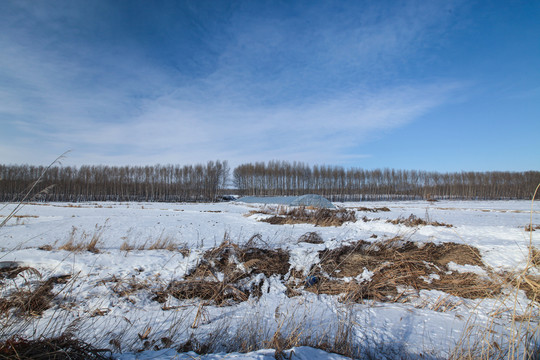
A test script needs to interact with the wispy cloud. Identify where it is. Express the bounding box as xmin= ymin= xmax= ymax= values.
xmin=0 ymin=0 xmax=465 ymax=167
